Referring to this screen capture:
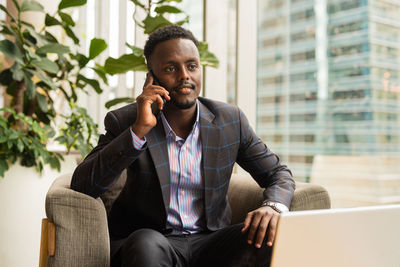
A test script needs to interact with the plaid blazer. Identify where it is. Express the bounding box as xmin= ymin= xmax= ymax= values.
xmin=71 ymin=97 xmax=294 ymax=239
